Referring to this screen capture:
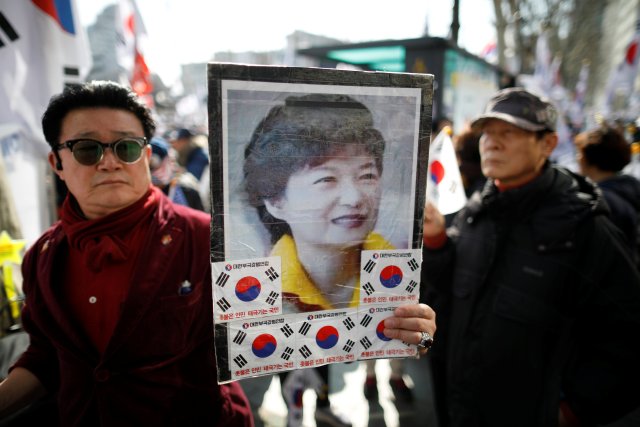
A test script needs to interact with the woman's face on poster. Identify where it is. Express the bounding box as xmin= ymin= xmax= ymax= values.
xmin=265 ymin=145 xmax=382 ymax=249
